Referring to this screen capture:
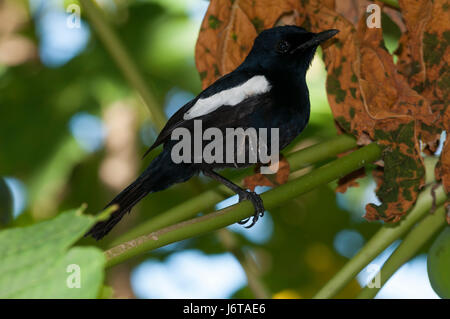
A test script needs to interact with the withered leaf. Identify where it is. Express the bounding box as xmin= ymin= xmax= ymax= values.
xmin=396 ymin=0 xmax=449 ymax=214
xmin=195 ymin=0 xmax=305 ymax=89
xmin=336 ymin=167 xmax=366 ymax=193
xmin=365 ymin=120 xmax=425 ymax=222
xmin=195 ymin=0 xmax=449 ymax=223
xmin=396 ymin=0 xmax=449 ymax=152
xmin=334 ymin=0 xmax=404 ymax=32
xmin=243 ymin=155 xmax=290 ymax=192
xmin=305 ymin=1 xmax=428 ymax=221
